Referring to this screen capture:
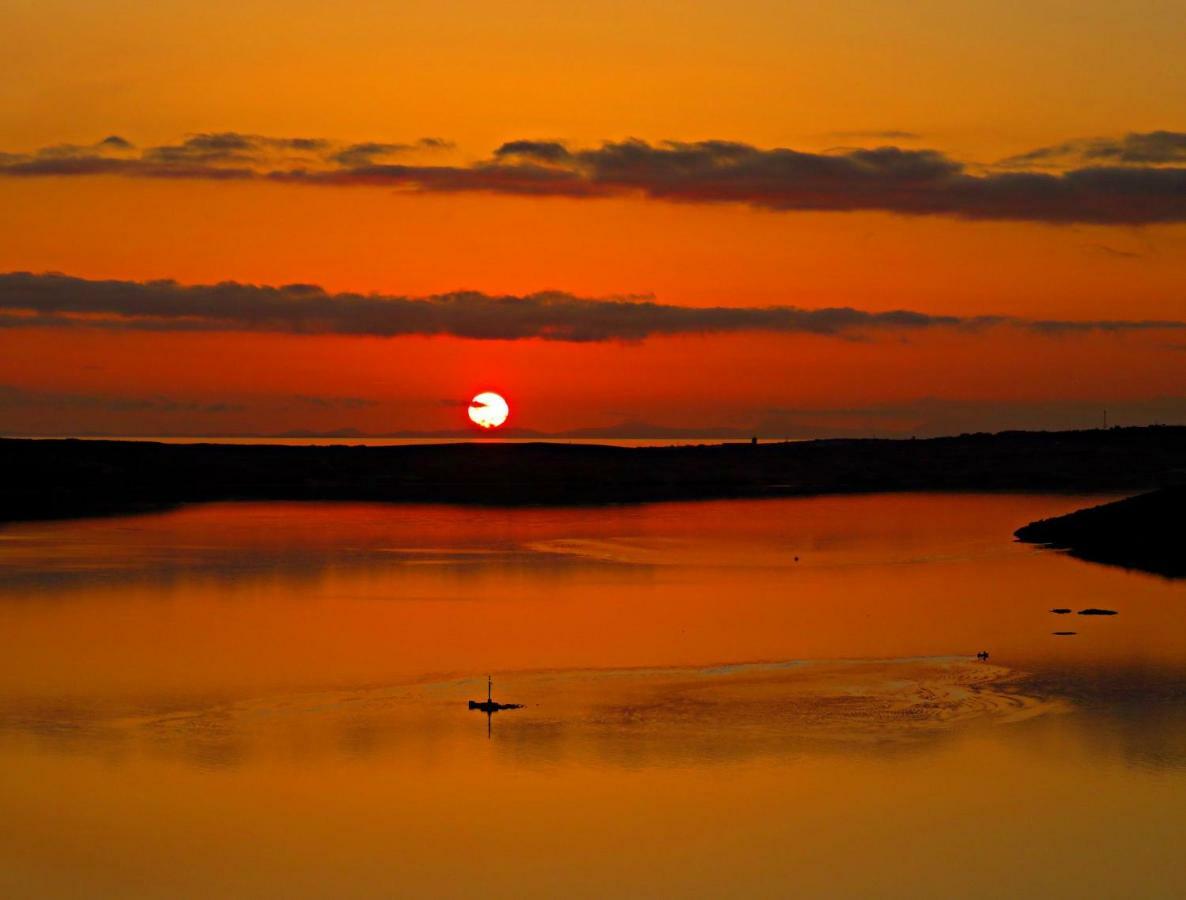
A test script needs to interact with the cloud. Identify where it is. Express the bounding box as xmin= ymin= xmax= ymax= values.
xmin=1000 ymin=130 xmax=1186 ymax=168
xmin=494 ymin=140 xmax=573 ymax=162
xmin=290 ymin=395 xmax=377 ymax=409
xmin=0 ymin=130 xmax=444 ymax=180
xmin=1 ymin=272 xmax=1184 ymax=344
xmin=3 ymin=130 xmax=1186 ymax=223
xmin=142 ymin=133 xmax=332 ymax=166
xmin=1079 ymin=242 xmax=1145 ymax=260
xmin=0 ymin=385 xmax=379 ymax=417
xmin=825 ymin=130 xmax=922 ymax=140
xmin=0 ymin=384 xmax=242 ymax=414
xmin=328 ymin=138 xmax=454 ymax=167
